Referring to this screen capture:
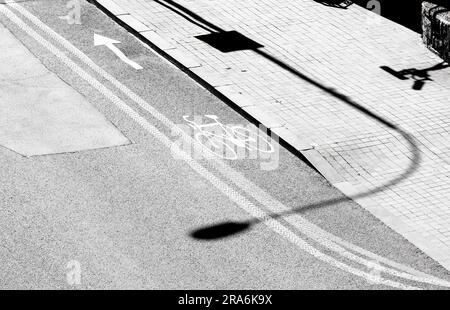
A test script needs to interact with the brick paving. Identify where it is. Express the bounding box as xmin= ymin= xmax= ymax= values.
xmin=95 ymin=0 xmax=450 ymax=269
